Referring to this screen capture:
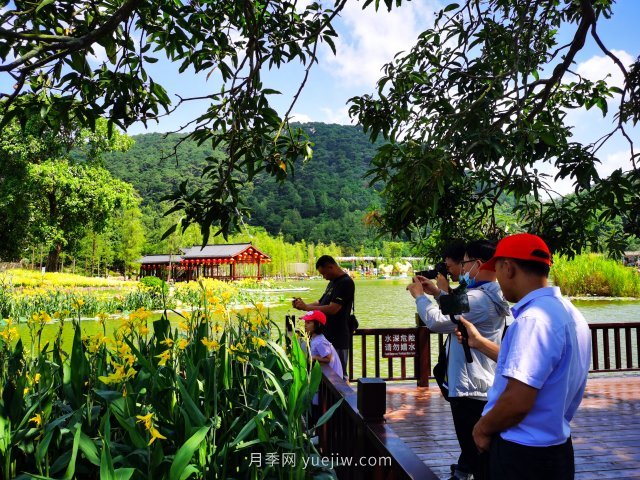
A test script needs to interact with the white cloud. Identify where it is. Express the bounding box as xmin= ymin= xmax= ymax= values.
xmin=575 ymin=49 xmax=634 ymax=89
xmin=320 ymin=105 xmax=352 ymax=124
xmin=321 ymin=0 xmax=443 ymax=88
xmin=86 ymin=44 xmax=109 ymax=64
xmin=600 ymin=149 xmax=635 ymax=178
xmin=290 ymin=112 xmax=313 ymax=123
